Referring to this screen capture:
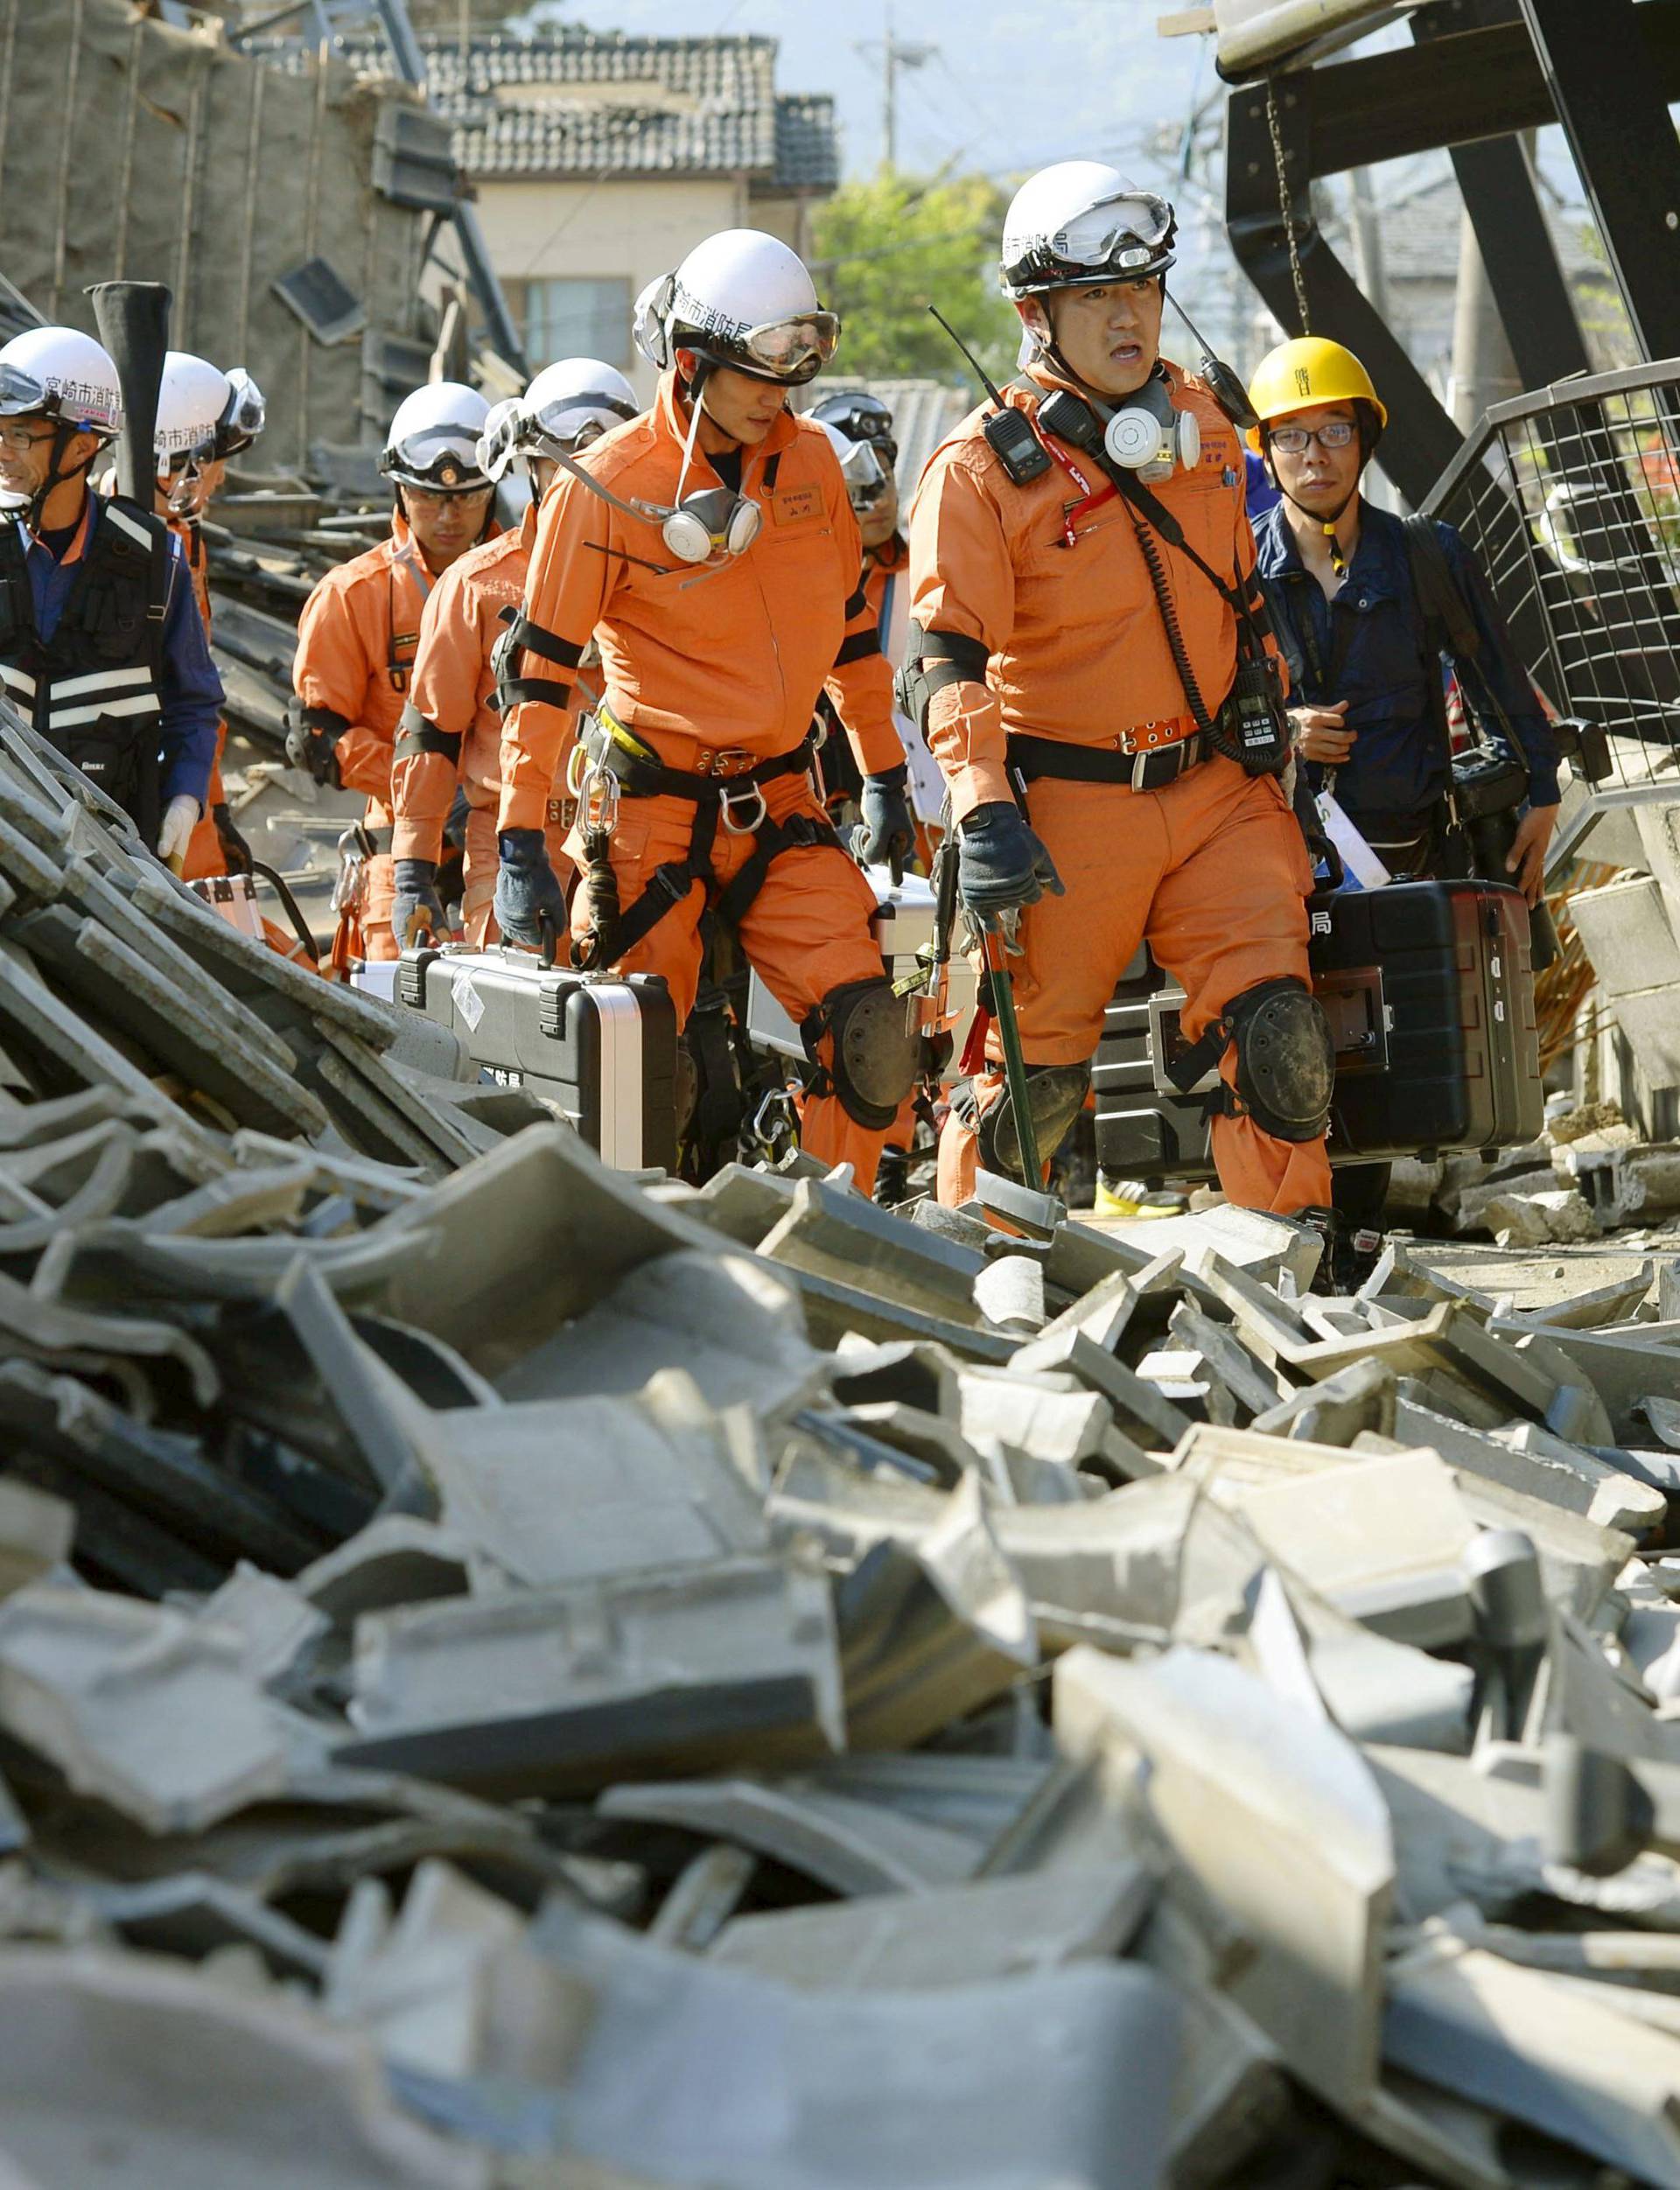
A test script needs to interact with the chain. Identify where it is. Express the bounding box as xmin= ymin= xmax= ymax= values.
xmin=1264 ymin=75 xmax=1312 ymax=335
